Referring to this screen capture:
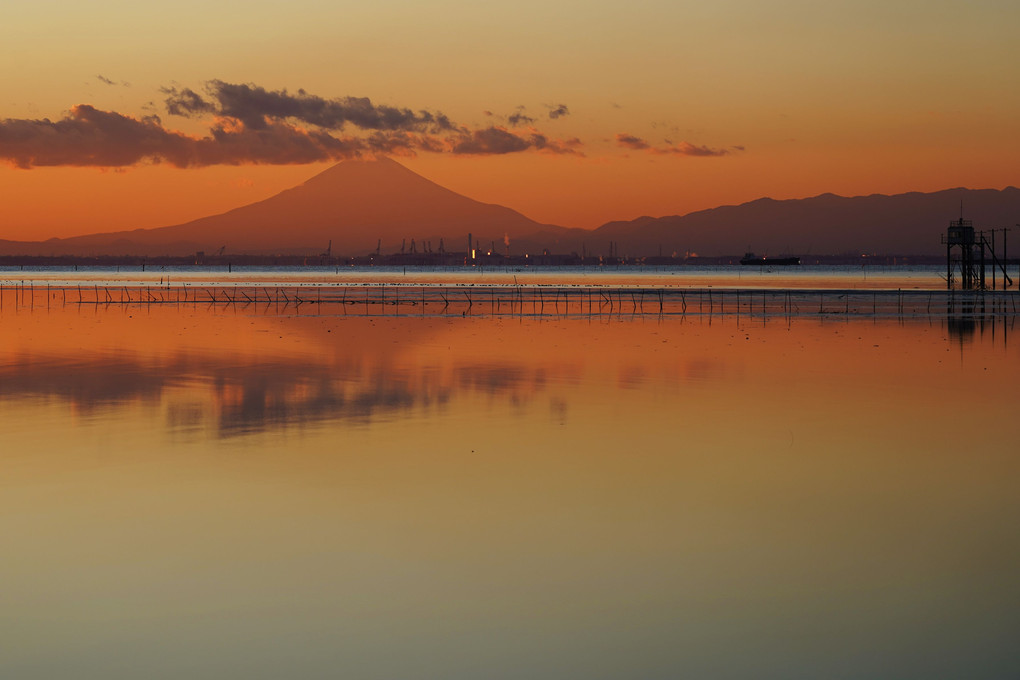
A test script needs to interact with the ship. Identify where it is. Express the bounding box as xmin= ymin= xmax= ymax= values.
xmin=739 ymin=252 xmax=800 ymax=266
